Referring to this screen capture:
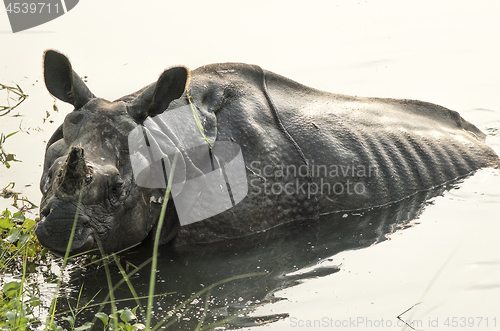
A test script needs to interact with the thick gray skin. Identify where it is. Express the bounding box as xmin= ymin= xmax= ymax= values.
xmin=36 ymin=50 xmax=500 ymax=255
